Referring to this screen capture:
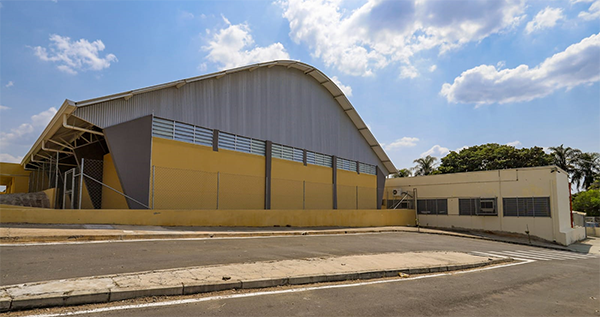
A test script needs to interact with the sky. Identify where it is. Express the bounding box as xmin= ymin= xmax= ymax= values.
xmin=1 ymin=0 xmax=599 ymax=171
